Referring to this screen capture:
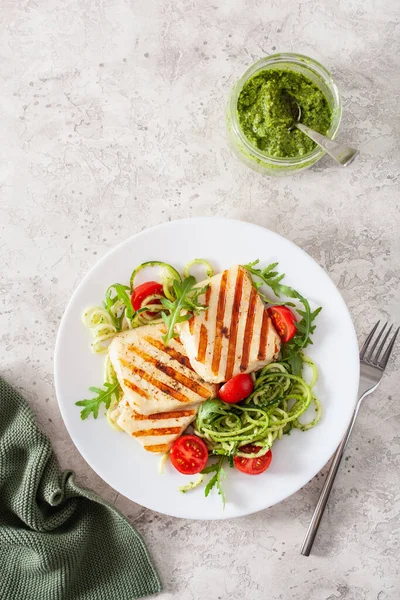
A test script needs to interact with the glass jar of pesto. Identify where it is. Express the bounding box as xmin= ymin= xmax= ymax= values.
xmin=226 ymin=53 xmax=342 ymax=176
